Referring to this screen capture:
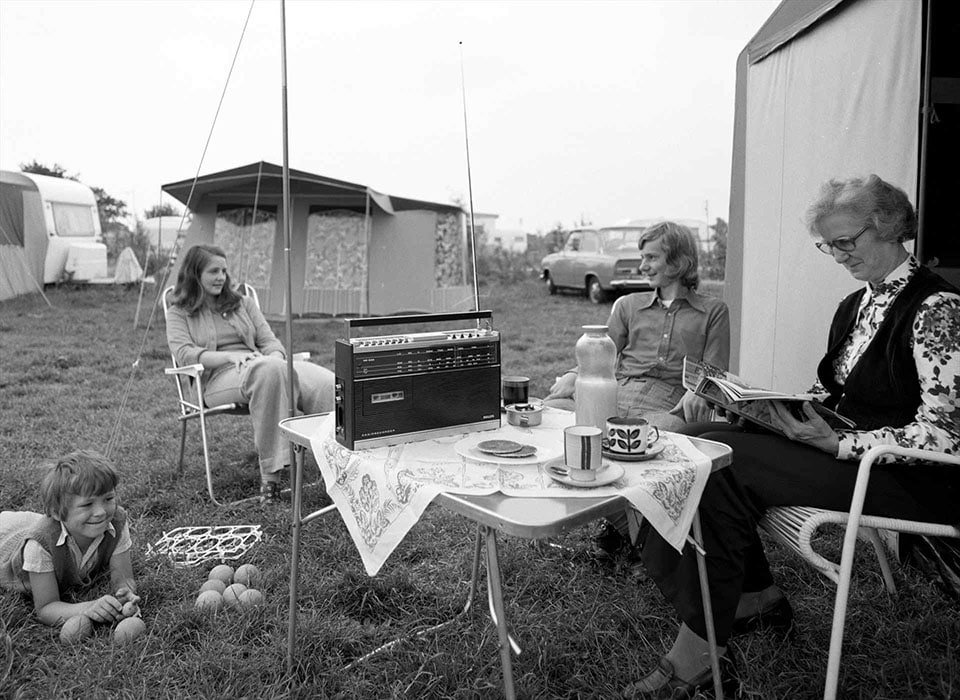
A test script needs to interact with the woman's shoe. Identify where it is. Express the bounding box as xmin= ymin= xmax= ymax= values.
xmin=260 ymin=480 xmax=282 ymax=505
xmin=731 ymin=595 xmax=794 ymax=637
xmin=622 ymin=656 xmax=740 ymax=699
